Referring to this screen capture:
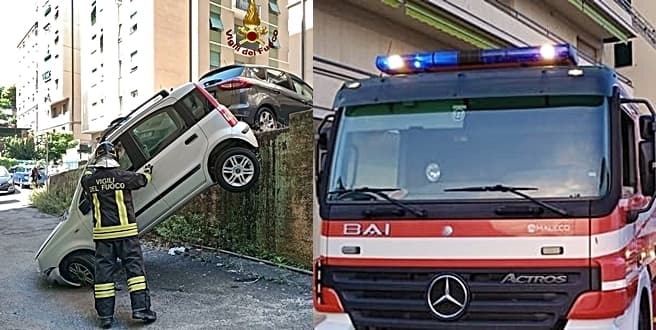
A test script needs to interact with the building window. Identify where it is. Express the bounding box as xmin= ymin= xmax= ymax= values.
xmin=210 ymin=11 xmax=224 ymax=31
xmin=54 ymin=35 xmax=59 ymax=44
xmin=210 ymin=46 xmax=221 ymax=70
xmin=44 ymin=53 xmax=52 ymax=61
xmin=54 ymin=9 xmax=59 ymax=19
xmin=130 ymin=50 xmax=137 ymax=62
xmin=269 ymin=0 xmax=280 ymax=15
xmin=42 ymin=71 xmax=51 ymax=82
xmin=268 ymin=59 xmax=278 ymax=68
xmin=614 ymin=42 xmax=633 ymax=68
xmin=236 ymin=0 xmax=249 ymax=11
xmin=44 ymin=6 xmax=52 ymax=17
xmin=100 ymin=34 xmax=104 ymax=52
xmin=44 ymin=23 xmax=51 ymax=31
xmin=131 ymin=66 xmax=138 ymax=73
xmin=270 ymin=11 xmax=278 ymax=26
xmin=130 ymin=23 xmax=137 ymax=34
xmin=91 ymin=6 xmax=97 ymax=26
xmin=131 ymin=11 xmax=137 ymax=19
xmin=131 ymin=90 xmax=138 ymax=98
